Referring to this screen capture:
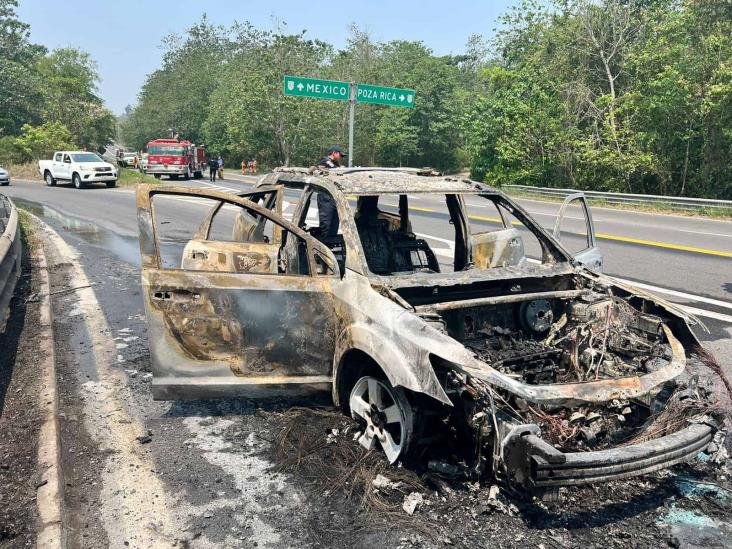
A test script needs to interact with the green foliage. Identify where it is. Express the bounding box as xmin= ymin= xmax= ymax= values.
xmin=123 ymin=20 xmax=472 ymax=171
xmin=13 ymin=121 xmax=76 ymax=160
xmin=462 ymin=0 xmax=732 ymax=199
xmin=0 ymin=1 xmax=115 ymax=158
xmin=0 ymin=0 xmax=46 ymax=136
